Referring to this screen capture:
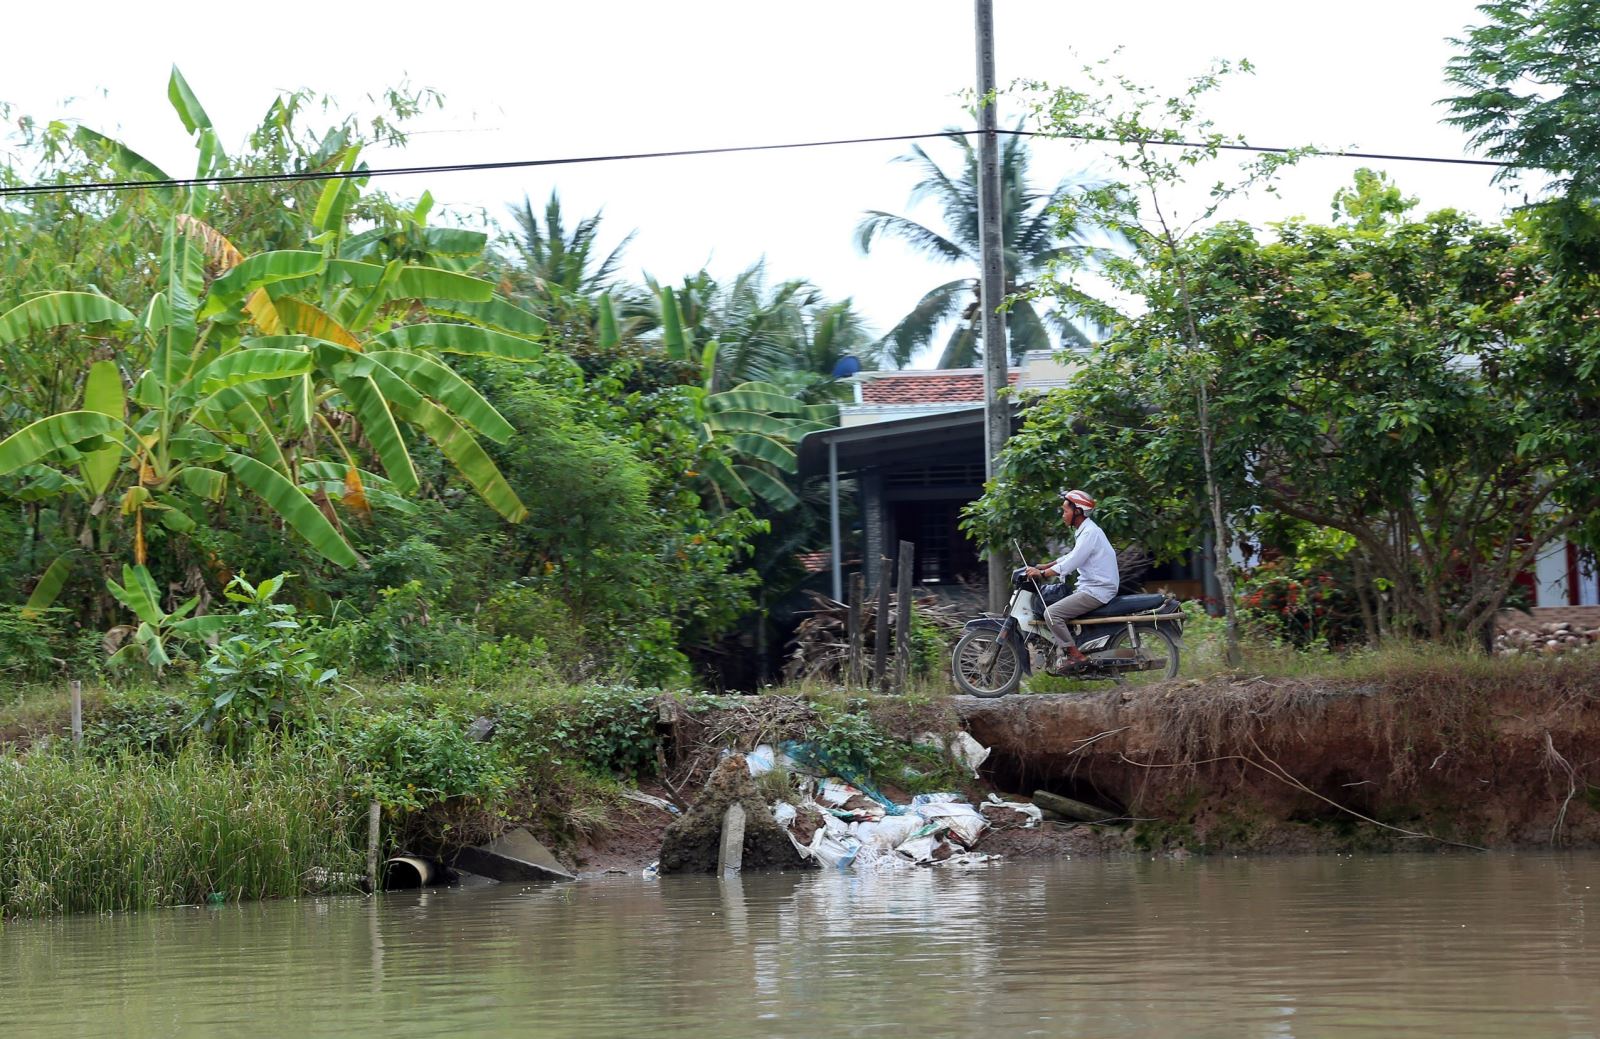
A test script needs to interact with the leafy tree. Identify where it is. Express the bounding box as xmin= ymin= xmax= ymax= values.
xmin=985 ymin=61 xmax=1307 ymax=662
xmin=855 ymin=126 xmax=1110 ymax=368
xmin=972 ymin=193 xmax=1600 ymax=645
xmin=1443 ymin=0 xmax=1600 ymax=199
